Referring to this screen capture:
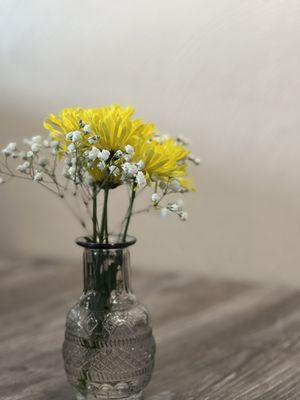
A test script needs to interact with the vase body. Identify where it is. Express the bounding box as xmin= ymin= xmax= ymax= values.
xmin=63 ymin=237 xmax=156 ymax=400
